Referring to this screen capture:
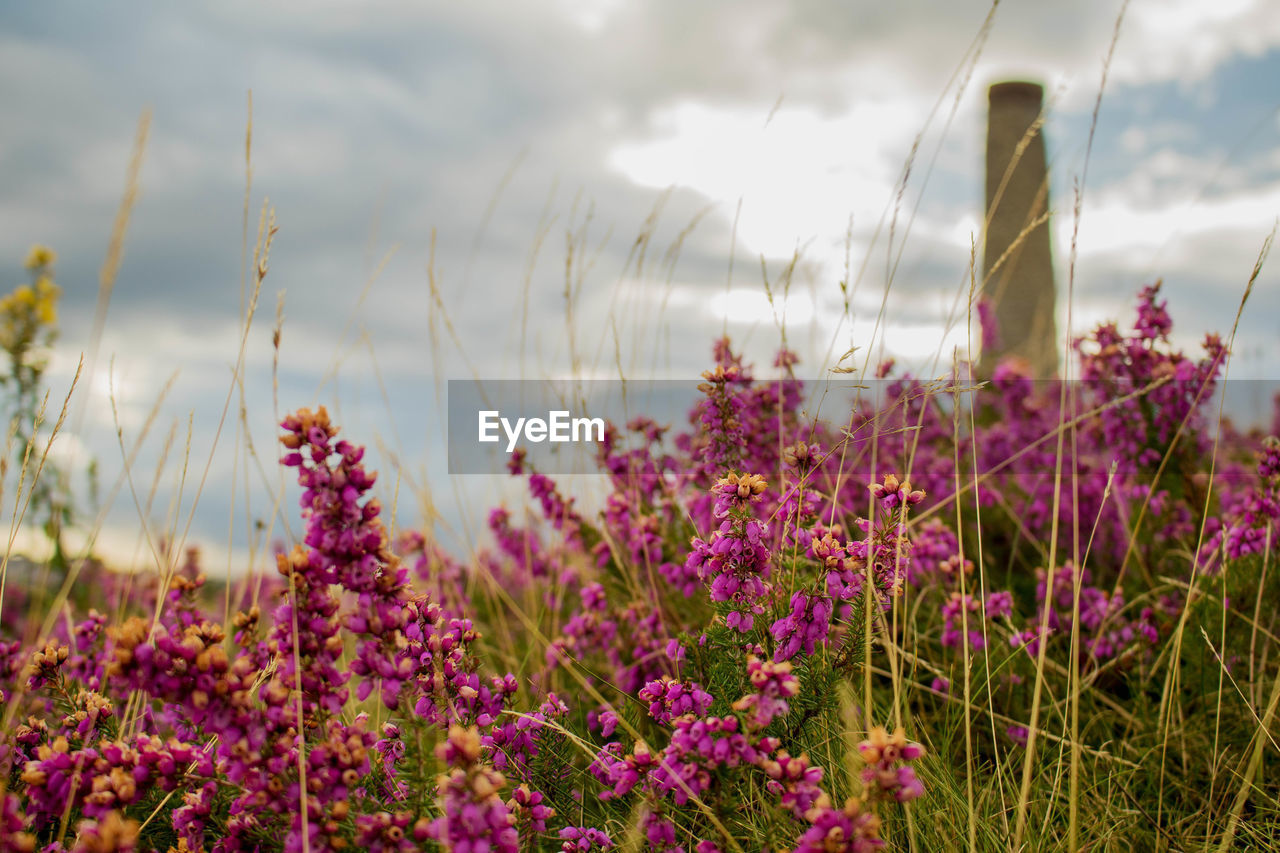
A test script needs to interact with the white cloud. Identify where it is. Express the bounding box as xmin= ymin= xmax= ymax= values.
xmin=1116 ymin=0 xmax=1280 ymax=86
xmin=608 ymin=100 xmax=918 ymax=263
xmin=710 ymin=287 xmax=815 ymax=327
xmin=1068 ymin=180 xmax=1280 ymax=260
xmin=556 ymin=0 xmax=626 ymax=33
